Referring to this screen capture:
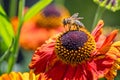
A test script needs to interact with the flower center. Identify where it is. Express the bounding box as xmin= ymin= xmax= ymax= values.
xmin=43 ymin=4 xmax=60 ymax=17
xmin=55 ymin=29 xmax=96 ymax=64
xmin=61 ymin=31 xmax=88 ymax=50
